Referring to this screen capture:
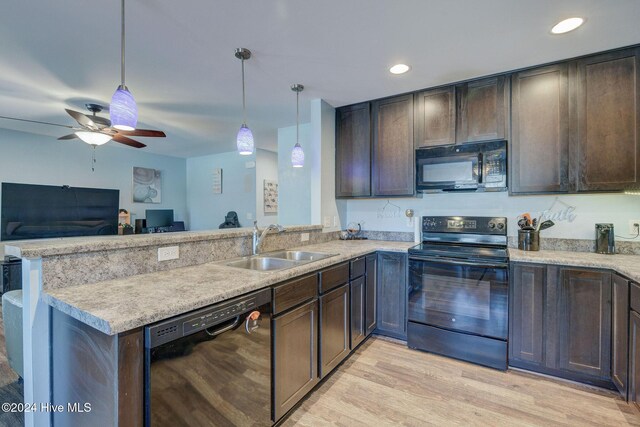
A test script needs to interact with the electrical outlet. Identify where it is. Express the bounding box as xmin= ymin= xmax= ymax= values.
xmin=247 ymin=213 xmax=253 ymax=220
xmin=323 ymin=216 xmax=331 ymax=228
xmin=158 ymin=246 xmax=179 ymax=262
xmin=629 ymin=220 xmax=640 ymax=235
xmin=300 ymin=233 xmax=310 ymax=242
xmin=333 ymin=216 xmax=339 ymax=227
